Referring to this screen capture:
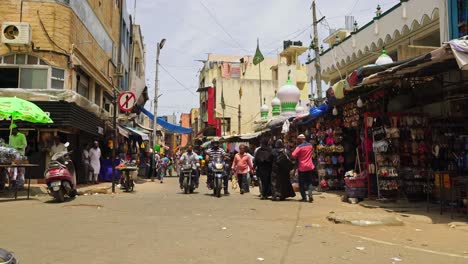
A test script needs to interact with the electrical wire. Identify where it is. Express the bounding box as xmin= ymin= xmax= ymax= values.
xmin=265 ymin=26 xmax=312 ymax=55
xmin=199 ymin=0 xmax=250 ymax=53
xmin=347 ymin=0 xmax=360 ymax=15
xmin=159 ymin=63 xmax=197 ymax=96
xmin=37 ymin=10 xmax=69 ymax=54
xmin=263 ymin=24 xmax=312 ymax=48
